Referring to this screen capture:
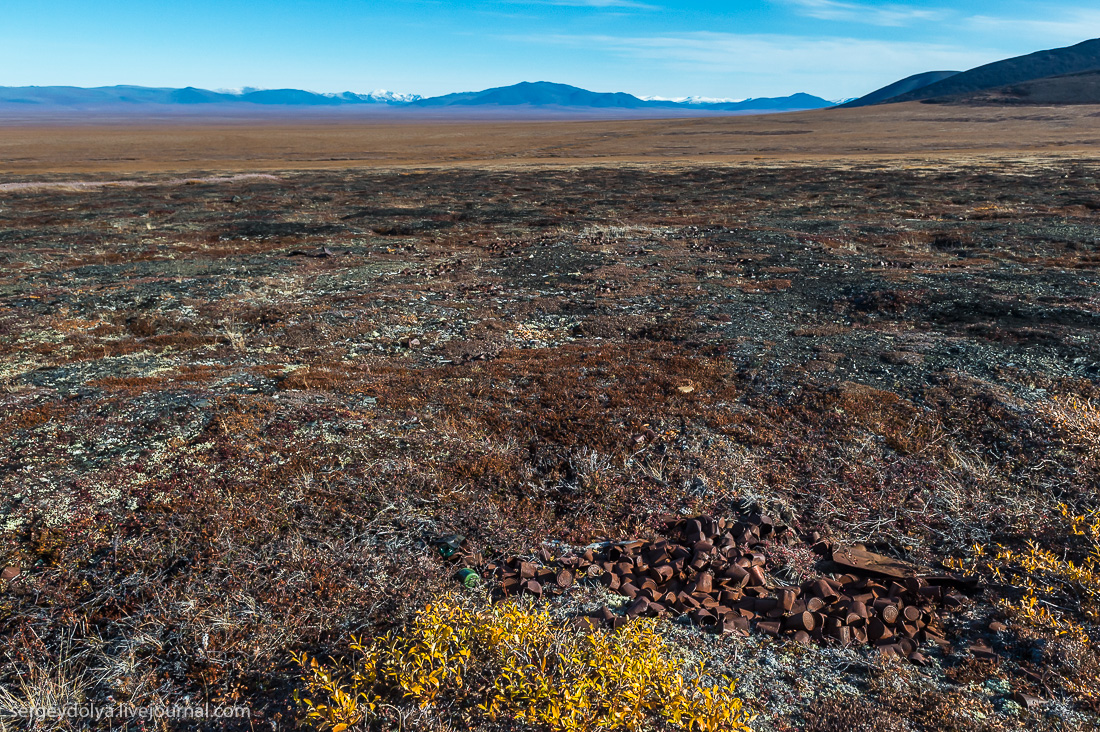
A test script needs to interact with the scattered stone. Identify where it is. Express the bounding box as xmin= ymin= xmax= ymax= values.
xmin=803 ymin=359 xmax=837 ymax=373
xmin=287 ymin=246 xmax=351 ymax=258
xmin=881 ymin=350 xmax=924 ymax=366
